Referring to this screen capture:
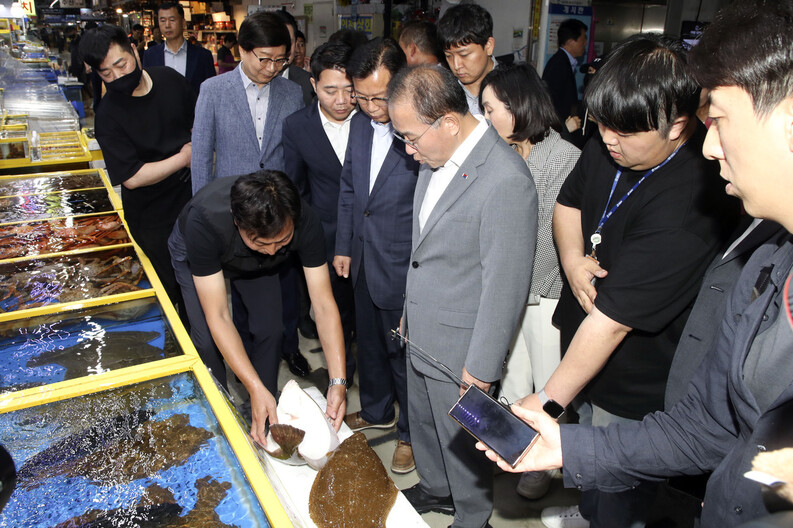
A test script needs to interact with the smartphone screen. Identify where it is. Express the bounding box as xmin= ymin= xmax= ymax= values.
xmin=448 ymin=385 xmax=539 ymax=467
